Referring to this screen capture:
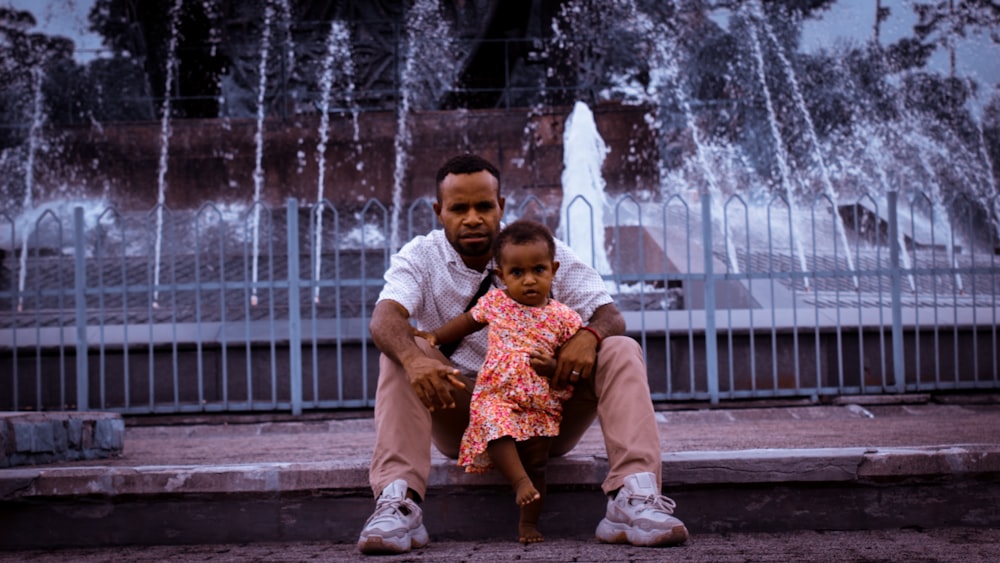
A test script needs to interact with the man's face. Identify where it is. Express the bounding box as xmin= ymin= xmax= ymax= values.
xmin=434 ymin=170 xmax=505 ymax=270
